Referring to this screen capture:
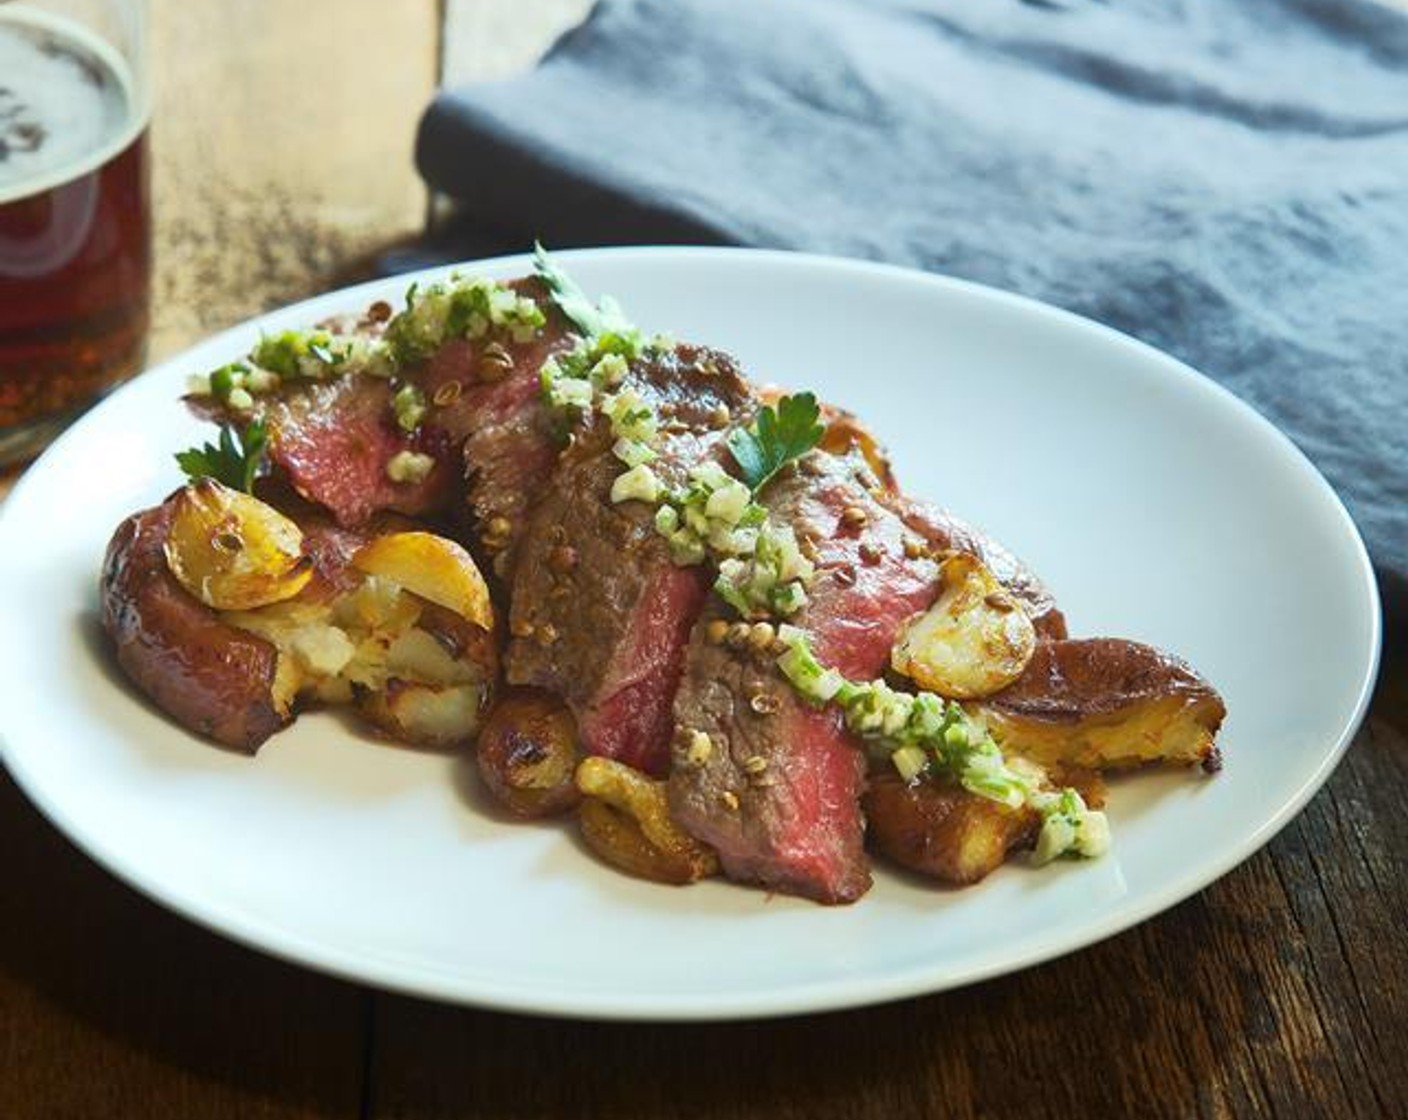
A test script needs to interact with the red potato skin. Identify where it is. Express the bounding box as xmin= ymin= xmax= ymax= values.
xmin=100 ymin=499 xmax=288 ymax=752
xmin=475 ymin=688 xmax=581 ymax=818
